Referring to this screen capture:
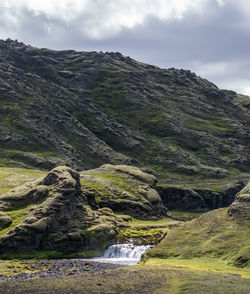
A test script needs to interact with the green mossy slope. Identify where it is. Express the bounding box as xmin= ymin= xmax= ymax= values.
xmin=81 ymin=164 xmax=167 ymax=218
xmin=147 ymin=182 xmax=250 ymax=267
xmin=0 ymin=39 xmax=249 ymax=182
